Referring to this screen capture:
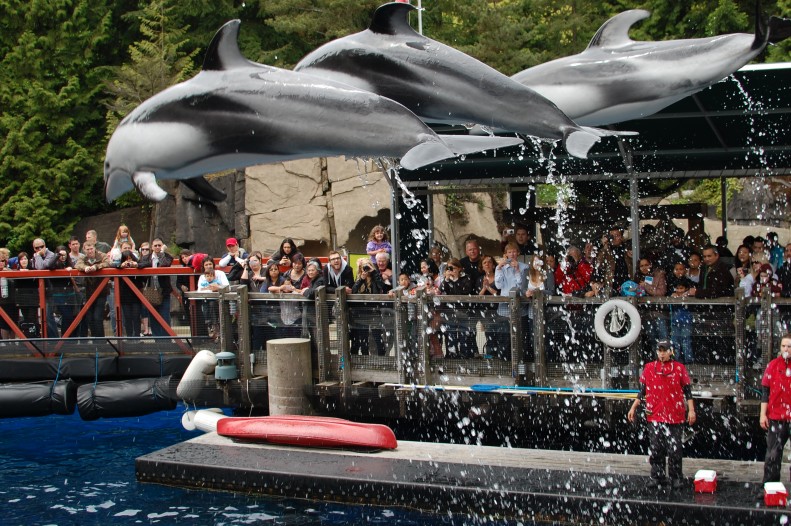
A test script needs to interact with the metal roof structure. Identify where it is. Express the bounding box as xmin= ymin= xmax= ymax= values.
xmin=400 ymin=62 xmax=791 ymax=189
